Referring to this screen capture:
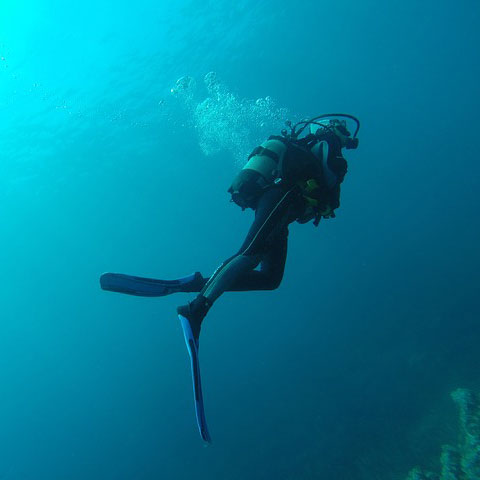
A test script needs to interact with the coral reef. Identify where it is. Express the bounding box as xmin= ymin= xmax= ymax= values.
xmin=405 ymin=388 xmax=480 ymax=480
xmin=406 ymin=466 xmax=438 ymax=480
